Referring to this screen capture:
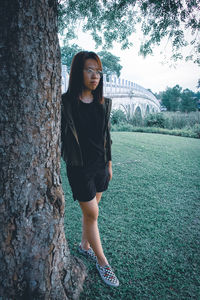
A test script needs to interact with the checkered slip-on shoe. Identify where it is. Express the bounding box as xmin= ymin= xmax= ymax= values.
xmin=96 ymin=262 xmax=119 ymax=287
xmin=78 ymin=244 xmax=97 ymax=261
